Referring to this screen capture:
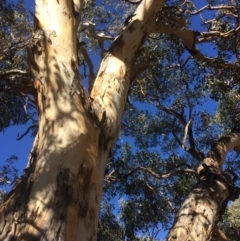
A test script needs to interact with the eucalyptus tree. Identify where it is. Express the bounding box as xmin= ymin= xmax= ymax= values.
xmin=0 ymin=0 xmax=240 ymax=241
